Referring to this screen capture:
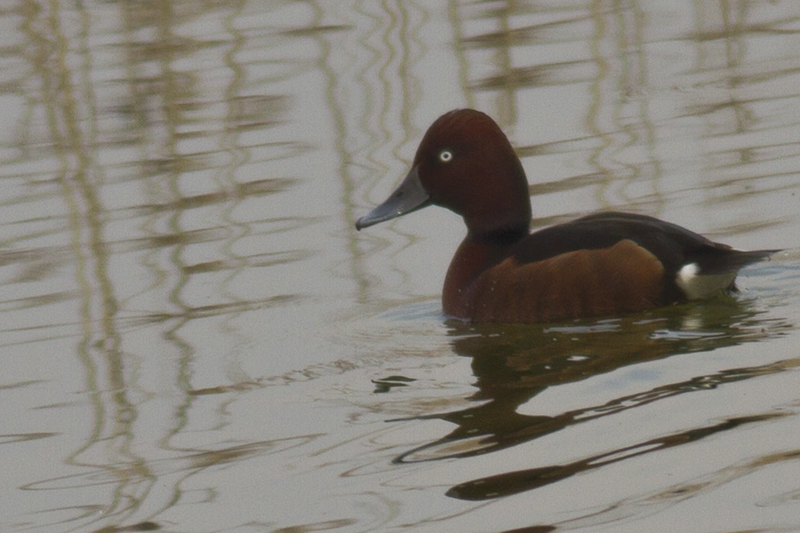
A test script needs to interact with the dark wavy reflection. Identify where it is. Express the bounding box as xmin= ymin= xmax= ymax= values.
xmin=447 ymin=412 xmax=786 ymax=501
xmin=390 ymin=296 xmax=789 ymax=500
